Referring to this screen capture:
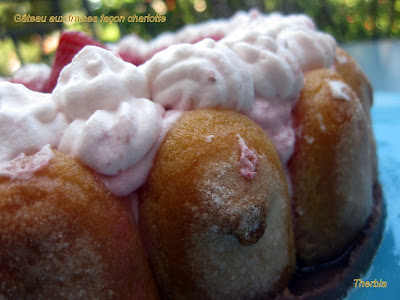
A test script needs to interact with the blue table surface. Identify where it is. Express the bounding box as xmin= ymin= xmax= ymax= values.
xmin=345 ymin=91 xmax=400 ymax=299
